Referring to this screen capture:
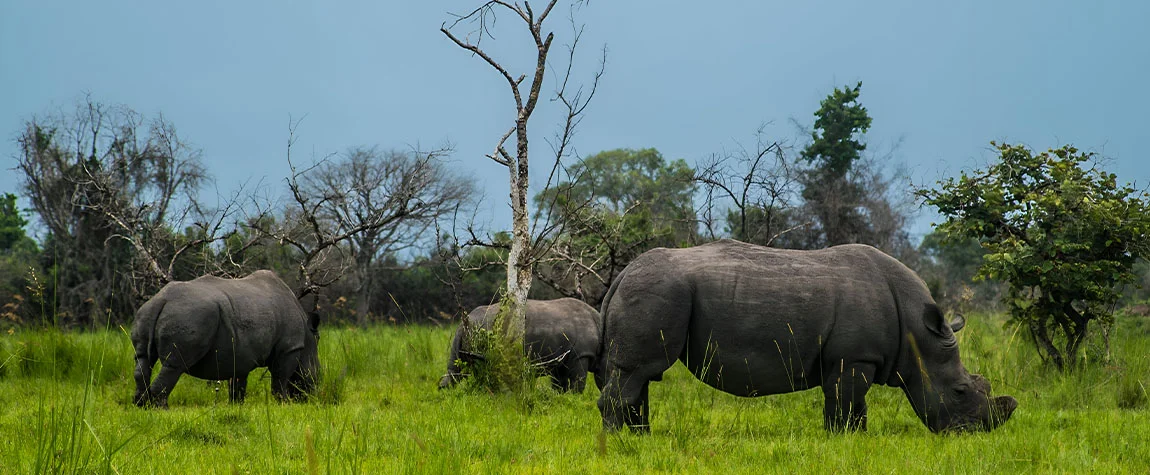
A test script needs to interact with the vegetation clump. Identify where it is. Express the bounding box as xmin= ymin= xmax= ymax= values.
xmin=919 ymin=143 xmax=1150 ymax=370
xmin=456 ymin=298 xmax=538 ymax=405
